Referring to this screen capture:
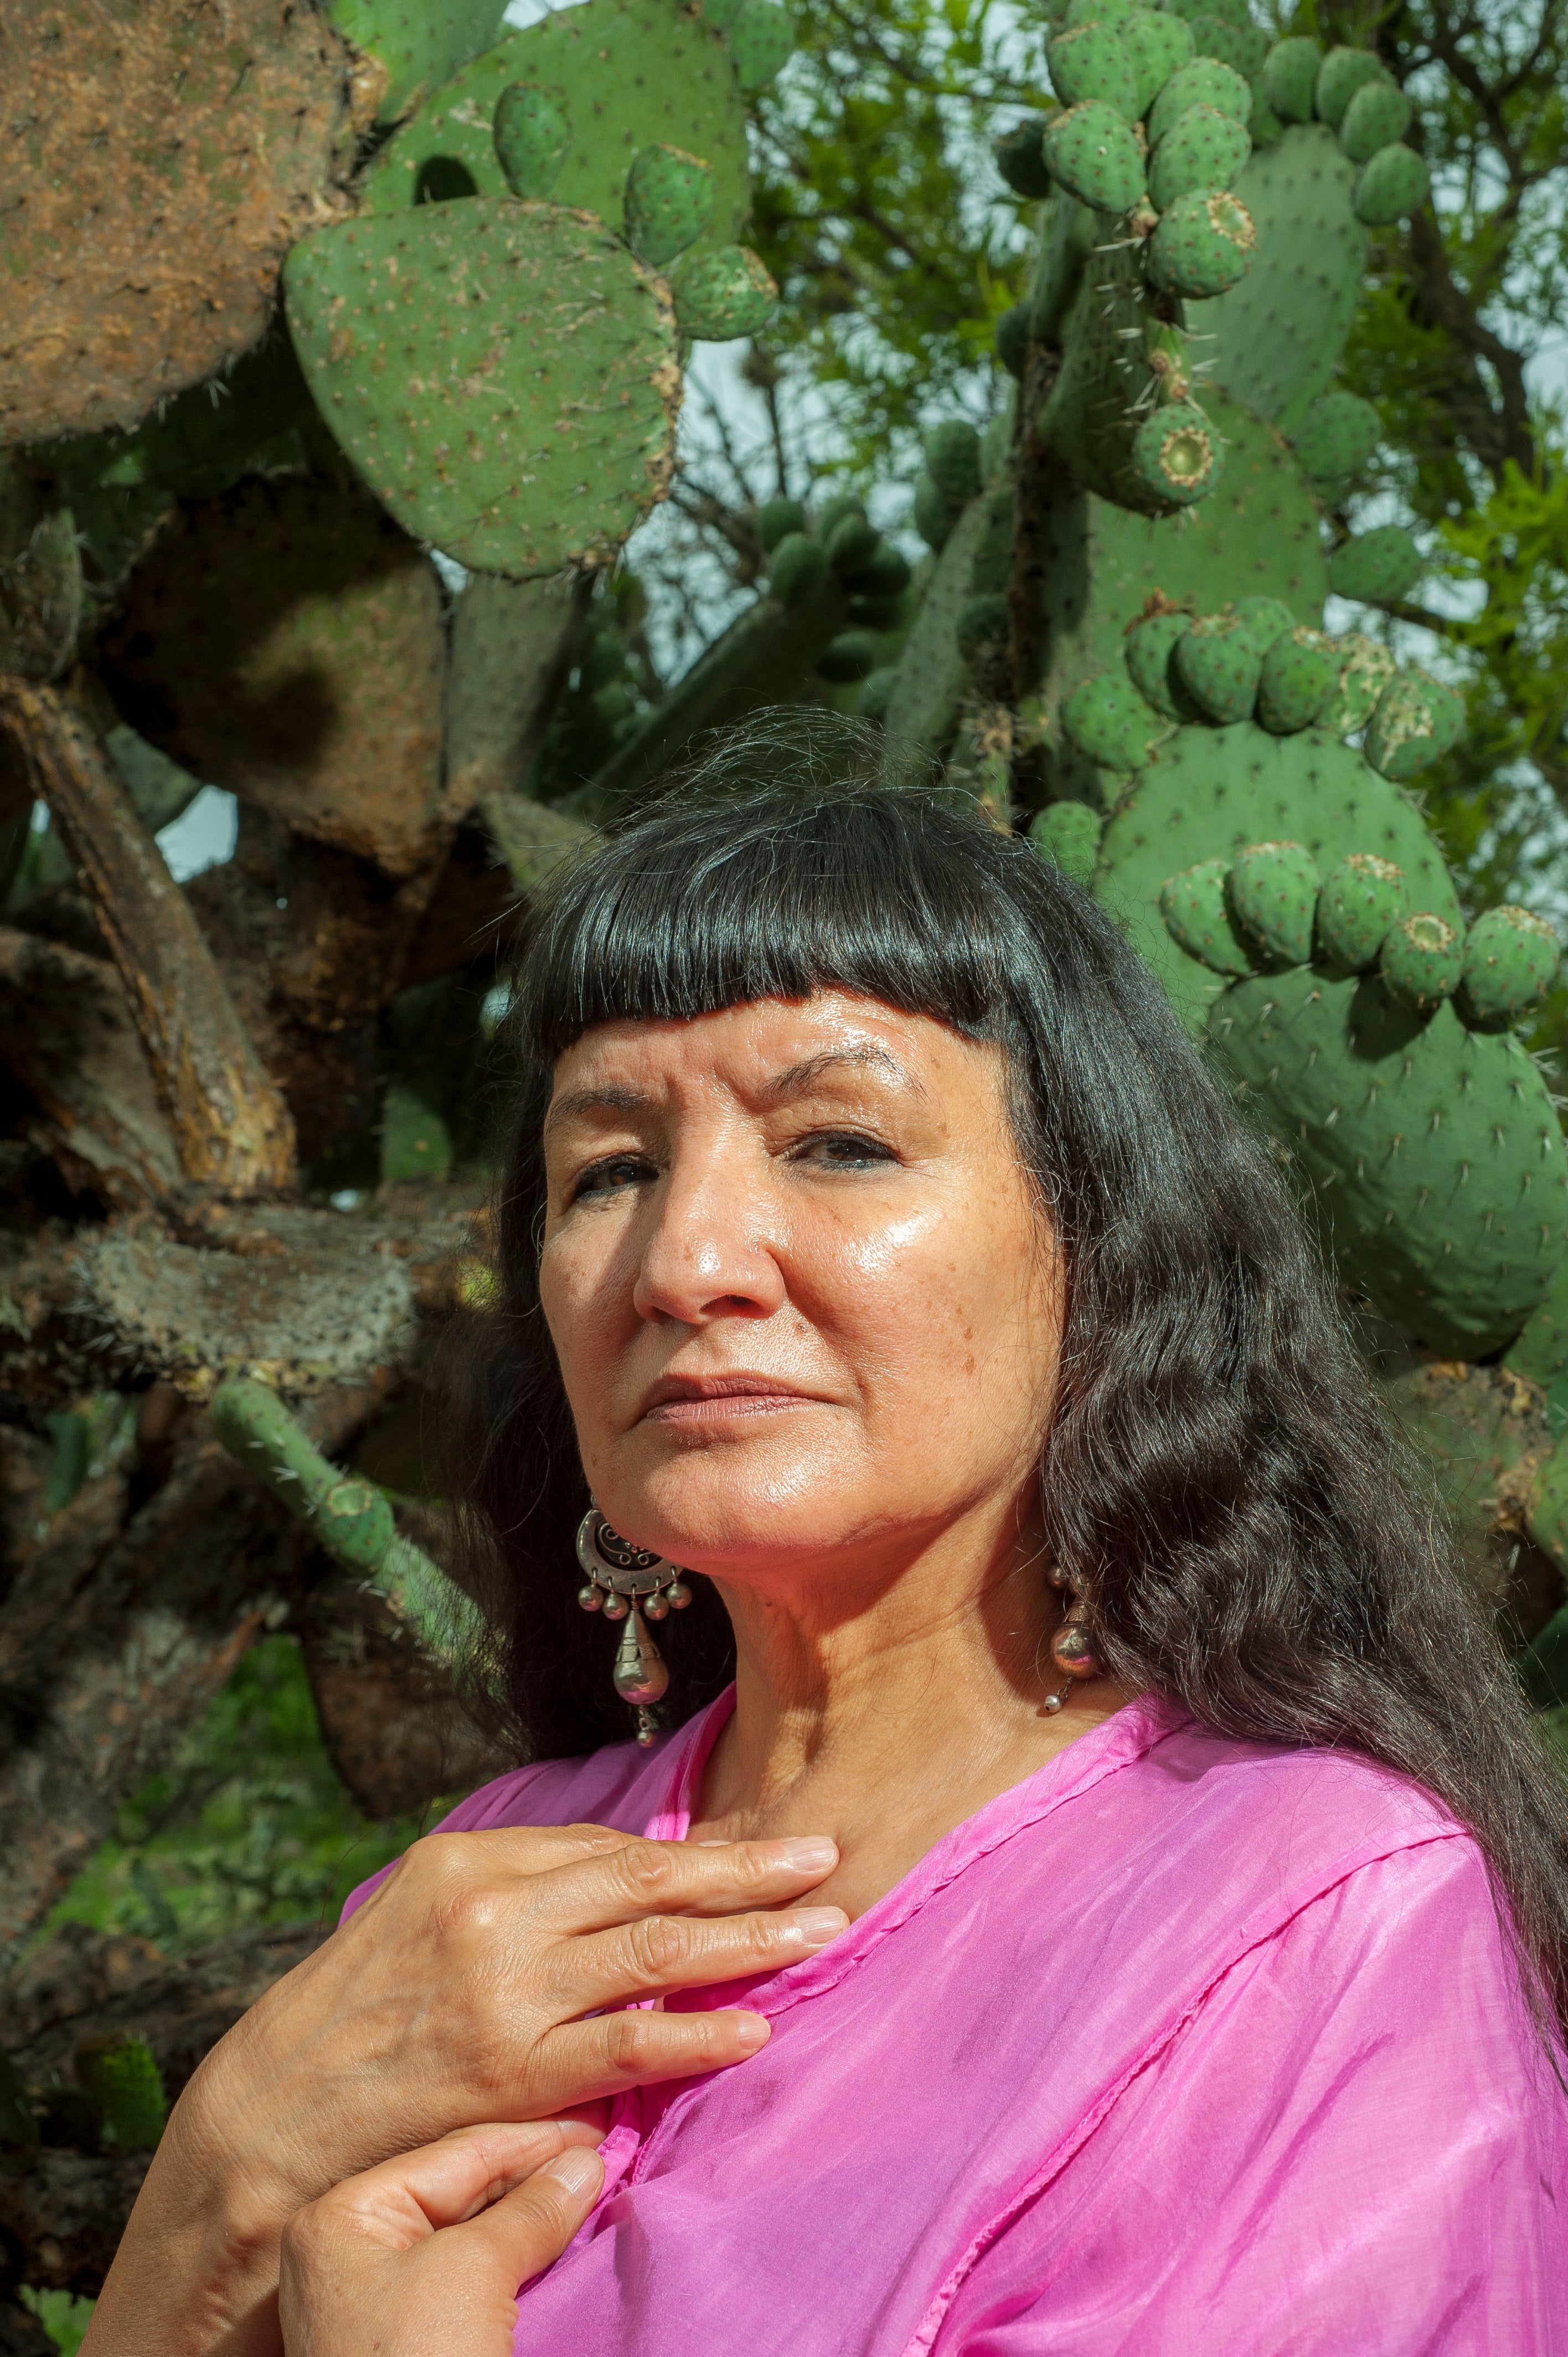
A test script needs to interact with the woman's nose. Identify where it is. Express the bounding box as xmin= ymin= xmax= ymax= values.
xmin=631 ymin=1151 xmax=786 ymax=1326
